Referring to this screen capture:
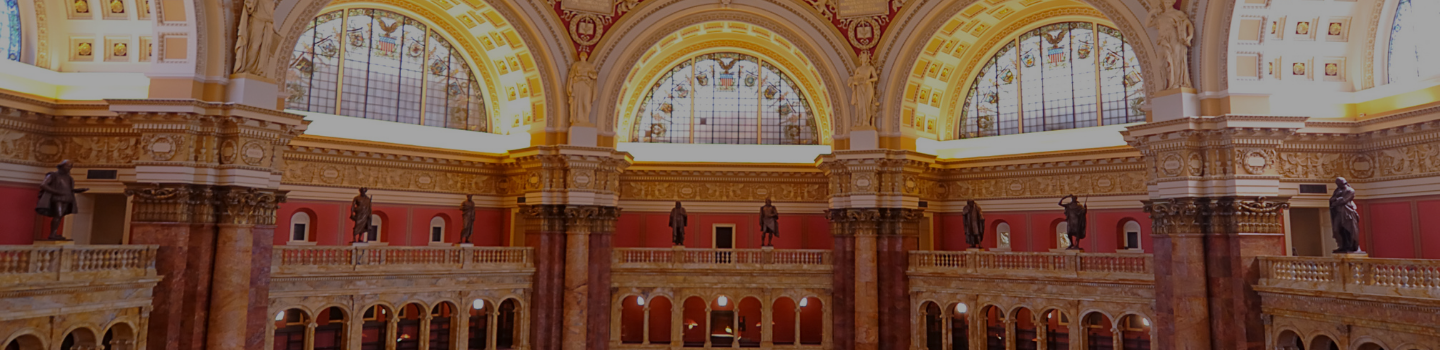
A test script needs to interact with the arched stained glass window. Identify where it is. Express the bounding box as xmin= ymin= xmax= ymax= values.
xmin=959 ymin=22 xmax=1143 ymax=139
xmin=286 ymin=8 xmax=488 ymax=132
xmin=631 ymin=52 xmax=818 ymax=145
xmin=1 ymin=0 xmax=21 ymax=62
xmin=1387 ymin=0 xmax=1440 ymax=84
